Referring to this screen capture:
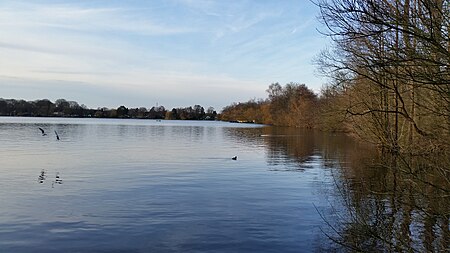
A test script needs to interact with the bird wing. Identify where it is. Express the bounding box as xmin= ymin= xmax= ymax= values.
xmin=38 ymin=127 xmax=45 ymax=134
